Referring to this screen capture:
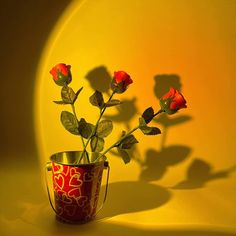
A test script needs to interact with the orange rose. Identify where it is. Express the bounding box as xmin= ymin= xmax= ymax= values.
xmin=160 ymin=87 xmax=187 ymax=114
xmin=50 ymin=63 xmax=72 ymax=86
xmin=111 ymin=71 xmax=133 ymax=93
